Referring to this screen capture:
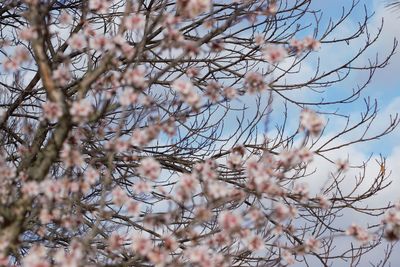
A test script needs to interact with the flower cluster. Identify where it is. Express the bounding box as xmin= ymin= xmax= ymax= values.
xmin=172 ymin=79 xmax=201 ymax=108
xmin=290 ymin=36 xmax=321 ymax=54
xmin=382 ymin=204 xmax=400 ymax=240
xmin=299 ymin=109 xmax=324 ymax=136
xmin=244 ymin=72 xmax=267 ymax=93
xmin=177 ymin=0 xmax=212 ymax=18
